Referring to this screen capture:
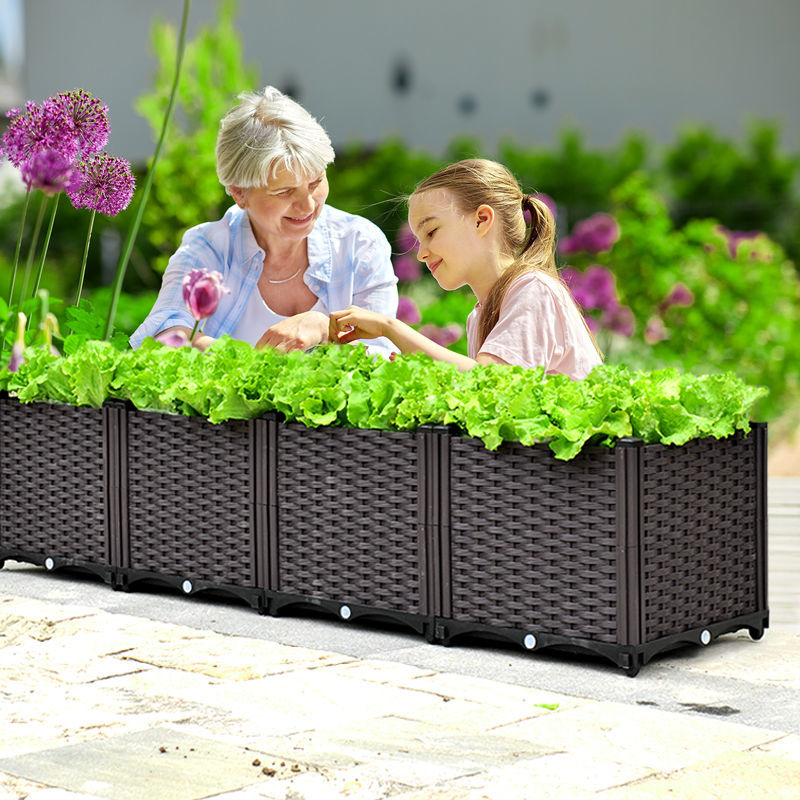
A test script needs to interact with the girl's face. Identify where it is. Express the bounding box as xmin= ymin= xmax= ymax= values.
xmin=408 ymin=188 xmax=484 ymax=292
xmin=231 ymin=164 xmax=329 ymax=247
